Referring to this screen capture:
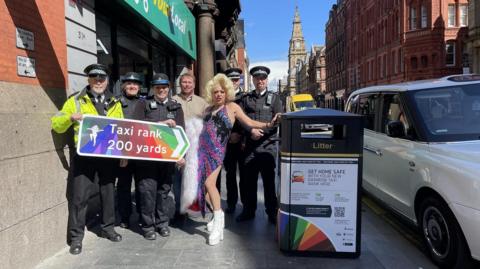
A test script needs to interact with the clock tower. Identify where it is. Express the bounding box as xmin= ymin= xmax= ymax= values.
xmin=287 ymin=6 xmax=307 ymax=95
